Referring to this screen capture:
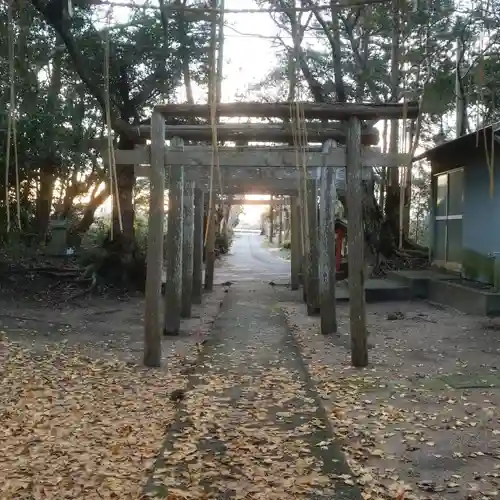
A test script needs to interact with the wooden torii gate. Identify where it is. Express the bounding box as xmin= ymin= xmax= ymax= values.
xmin=113 ymin=101 xmax=418 ymax=367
